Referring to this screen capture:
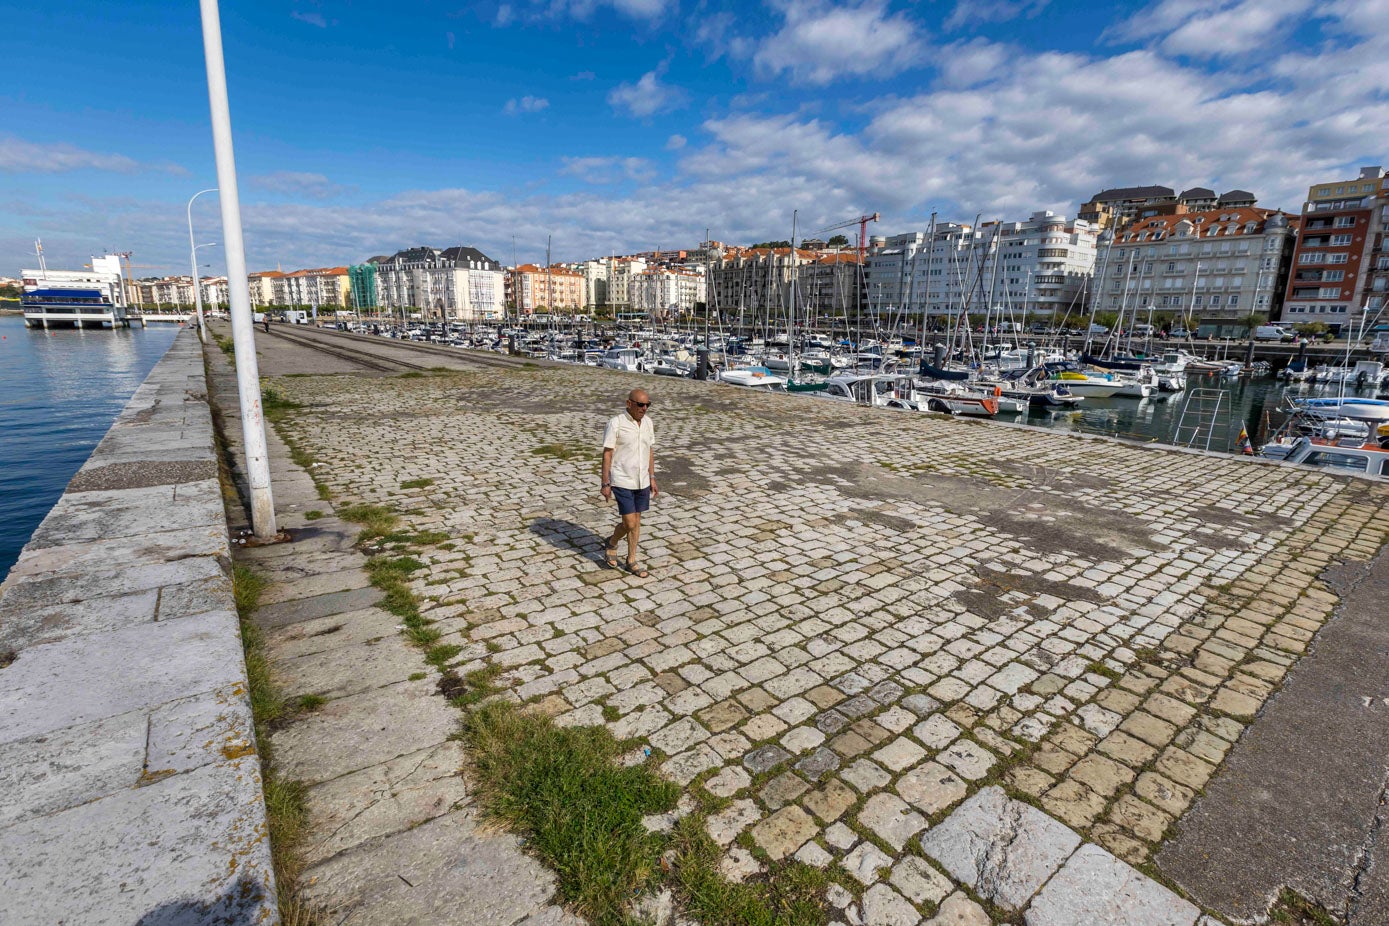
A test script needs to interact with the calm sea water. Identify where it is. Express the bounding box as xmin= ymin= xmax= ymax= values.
xmin=1023 ymin=371 xmax=1383 ymax=450
xmin=0 ymin=314 xmax=178 ymax=582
